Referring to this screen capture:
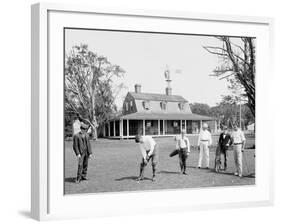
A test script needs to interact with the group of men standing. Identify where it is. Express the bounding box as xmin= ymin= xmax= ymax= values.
xmin=71 ymin=114 xmax=246 ymax=183
xmin=135 ymin=123 xmax=246 ymax=181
